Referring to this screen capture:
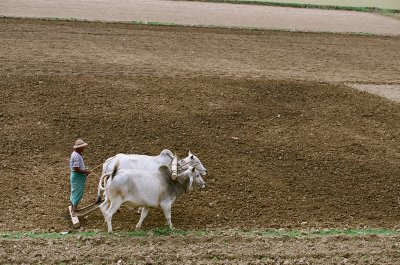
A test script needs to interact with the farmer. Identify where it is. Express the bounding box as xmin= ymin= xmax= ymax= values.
xmin=69 ymin=139 xmax=92 ymax=215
